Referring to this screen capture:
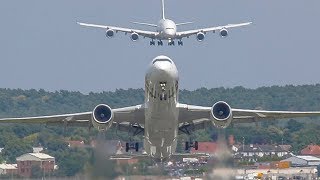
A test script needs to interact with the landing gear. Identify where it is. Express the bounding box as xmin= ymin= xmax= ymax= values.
xmin=158 ymin=40 xmax=163 ymax=46
xmin=150 ymin=40 xmax=155 ymax=46
xmin=185 ymin=140 xmax=198 ymax=151
xmin=178 ymin=40 xmax=183 ymax=46
xmin=168 ymin=41 xmax=175 ymax=46
xmin=125 ymin=142 xmax=139 ymax=152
